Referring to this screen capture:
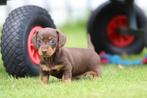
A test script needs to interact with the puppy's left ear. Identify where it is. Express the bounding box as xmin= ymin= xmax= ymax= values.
xmin=56 ymin=30 xmax=66 ymax=48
